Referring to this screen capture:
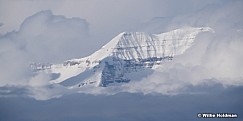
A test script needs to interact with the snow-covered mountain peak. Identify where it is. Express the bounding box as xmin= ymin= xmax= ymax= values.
xmin=69 ymin=27 xmax=212 ymax=63
xmin=32 ymin=27 xmax=213 ymax=87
